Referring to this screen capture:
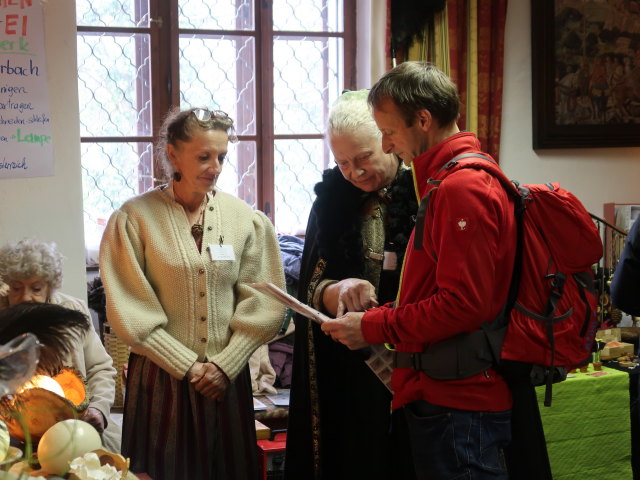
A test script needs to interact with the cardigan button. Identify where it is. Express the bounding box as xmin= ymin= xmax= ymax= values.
xmin=199 ymin=268 xmax=205 ymax=274
xmin=209 ymin=206 xmax=214 ymax=211
xmin=199 ymin=292 xmax=205 ymax=297
xmin=200 ymin=338 xmax=206 ymax=343
xmin=200 ymin=316 xmax=206 ymax=322
xmin=207 ymin=226 xmax=213 ymax=231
